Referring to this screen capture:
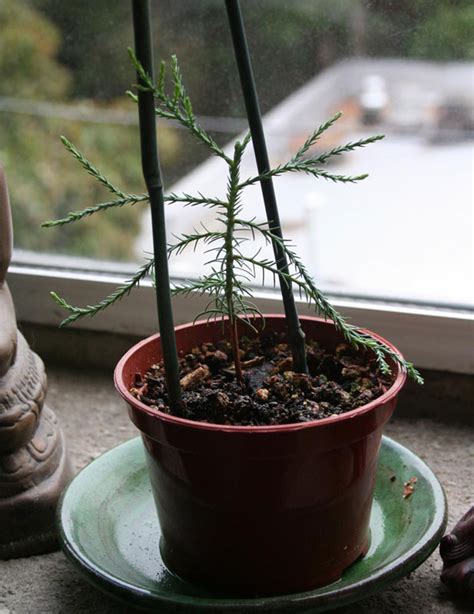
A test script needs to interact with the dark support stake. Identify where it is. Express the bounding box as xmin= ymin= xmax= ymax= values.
xmin=131 ymin=0 xmax=182 ymax=408
xmin=224 ymin=0 xmax=308 ymax=374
